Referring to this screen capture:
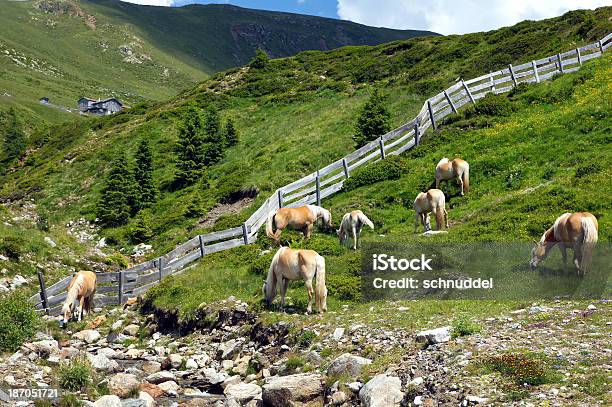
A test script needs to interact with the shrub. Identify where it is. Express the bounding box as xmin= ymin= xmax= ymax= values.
xmin=343 ymin=156 xmax=407 ymax=192
xmin=483 ymin=353 xmax=555 ymax=386
xmin=575 ymin=162 xmax=602 ymax=178
xmin=451 ymin=314 xmax=481 ymax=338
xmin=105 ymin=253 xmax=129 ymax=269
xmin=353 ymin=89 xmax=392 ymax=148
xmin=249 ymin=252 xmax=275 ymax=275
xmin=129 ymin=209 xmax=154 ymax=243
xmin=0 ymin=236 xmax=25 ymax=260
xmin=0 ymin=293 xmax=39 ymax=352
xmin=250 ymin=49 xmax=269 ymax=70
xmin=297 ymin=330 xmax=317 ymax=348
xmin=58 ymin=357 xmax=92 ymax=391
xmin=505 ymin=167 xmax=524 ymax=189
xmin=285 ymin=355 xmax=305 ymax=373
xmin=474 ymin=93 xmax=515 ymax=117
